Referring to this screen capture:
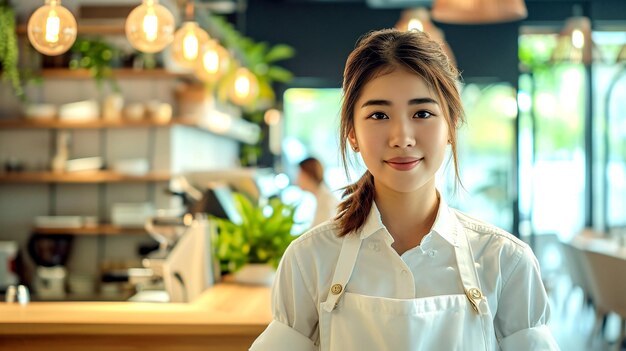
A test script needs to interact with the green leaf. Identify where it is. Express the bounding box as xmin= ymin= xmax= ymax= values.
xmin=210 ymin=191 xmax=298 ymax=274
xmin=265 ymin=44 xmax=295 ymax=63
xmin=266 ymin=66 xmax=294 ymax=83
